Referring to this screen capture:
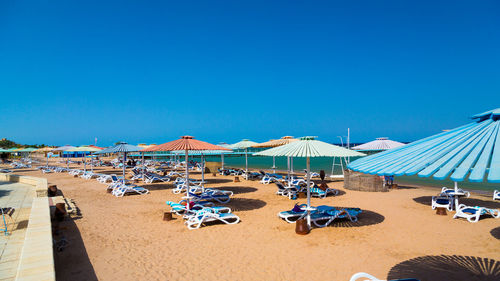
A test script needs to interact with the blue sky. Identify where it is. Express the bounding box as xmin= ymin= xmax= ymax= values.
xmin=0 ymin=1 xmax=498 ymax=146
